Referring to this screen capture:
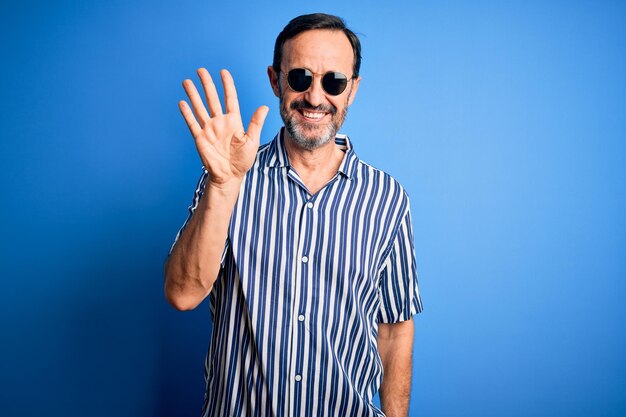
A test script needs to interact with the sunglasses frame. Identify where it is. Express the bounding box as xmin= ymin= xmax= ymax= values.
xmin=281 ymin=67 xmax=354 ymax=96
